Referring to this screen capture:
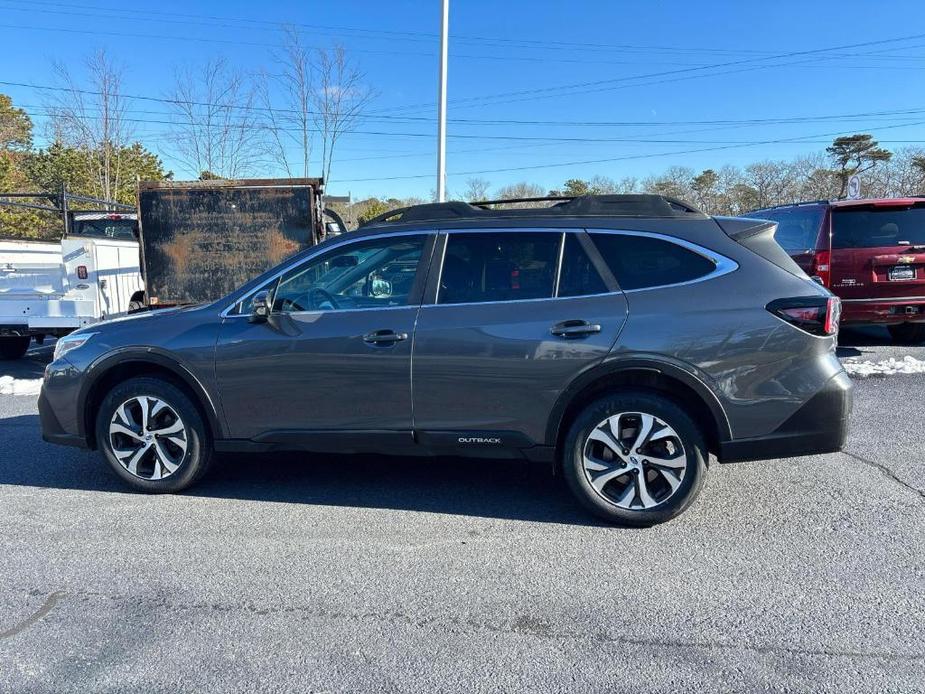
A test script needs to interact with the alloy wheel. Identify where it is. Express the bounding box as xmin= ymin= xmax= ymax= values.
xmin=108 ymin=395 xmax=188 ymax=480
xmin=582 ymin=411 xmax=687 ymax=510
